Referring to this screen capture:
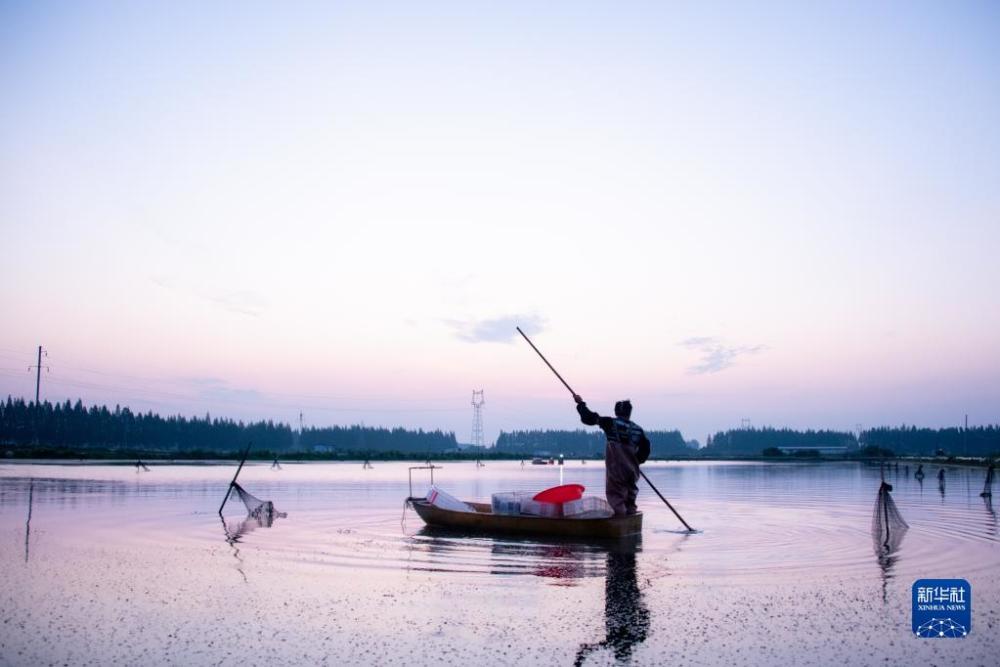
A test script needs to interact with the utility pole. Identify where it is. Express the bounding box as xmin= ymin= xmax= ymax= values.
xmin=27 ymin=346 xmax=49 ymax=446
xmin=29 ymin=346 xmax=48 ymax=405
xmin=471 ymin=390 xmax=485 ymax=448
